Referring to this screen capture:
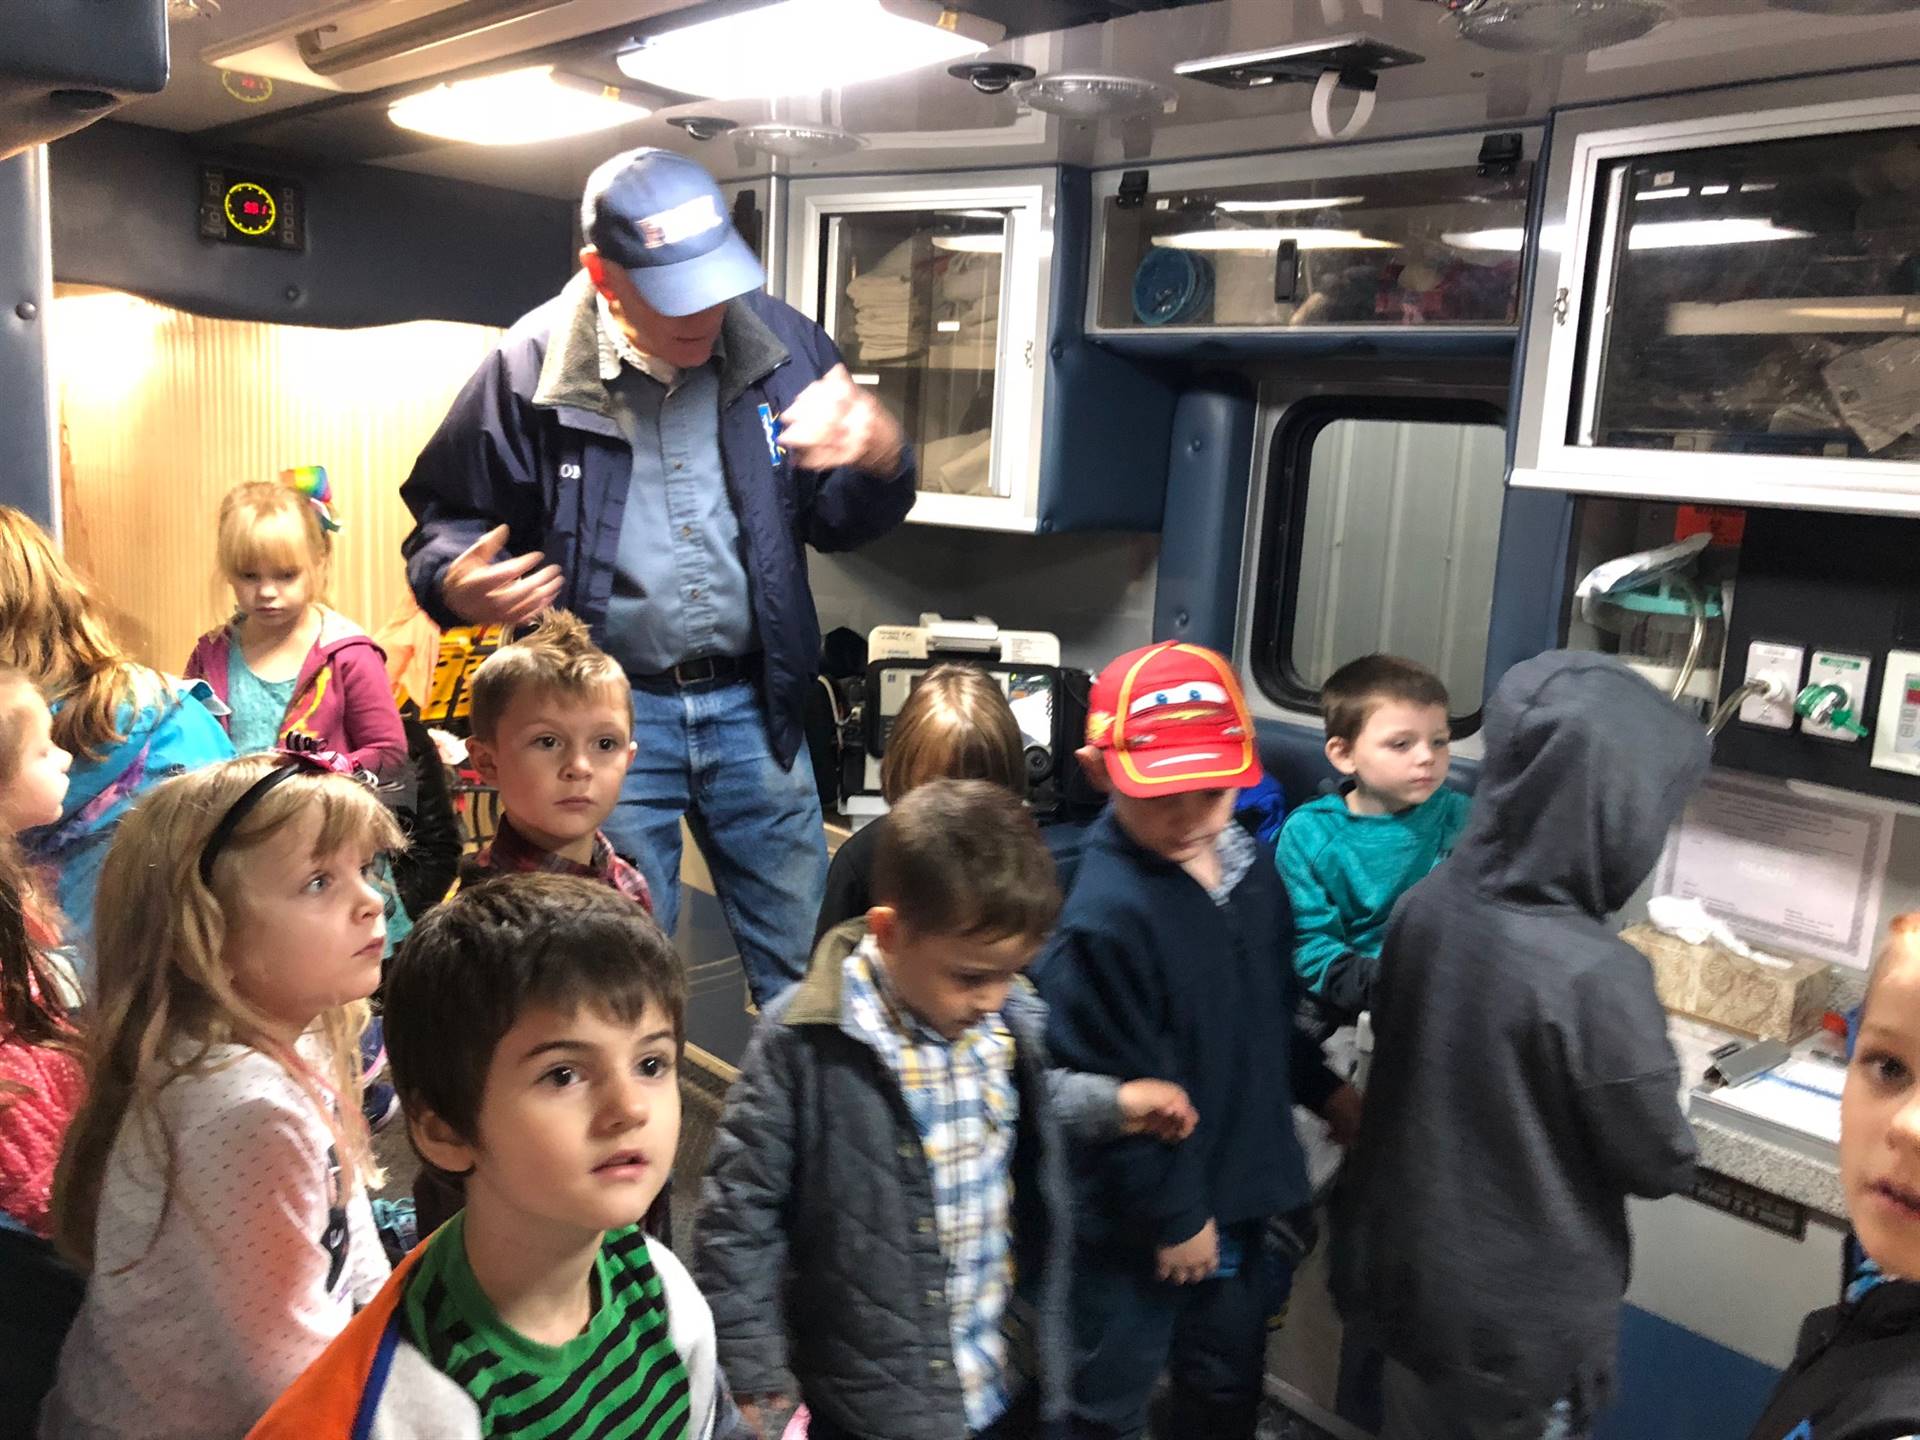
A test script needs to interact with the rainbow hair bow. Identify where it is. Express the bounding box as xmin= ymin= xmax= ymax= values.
xmin=281 ymin=465 xmax=341 ymax=534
